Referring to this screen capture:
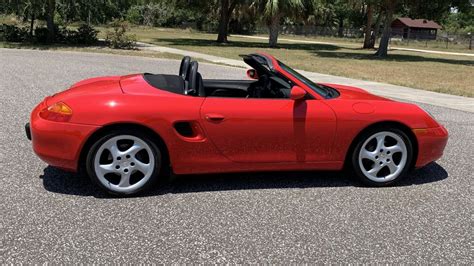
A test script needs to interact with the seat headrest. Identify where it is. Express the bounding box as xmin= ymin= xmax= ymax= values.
xmin=179 ymin=56 xmax=191 ymax=79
